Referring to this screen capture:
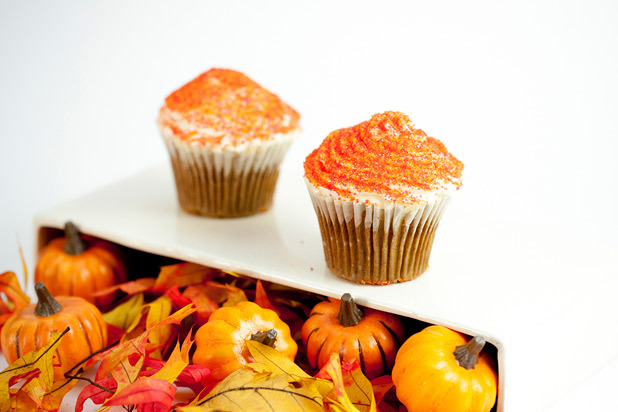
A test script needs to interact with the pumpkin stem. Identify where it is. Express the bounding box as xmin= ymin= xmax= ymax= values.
xmin=34 ymin=282 xmax=62 ymax=317
xmin=63 ymin=221 xmax=87 ymax=255
xmin=250 ymin=329 xmax=278 ymax=348
xmin=337 ymin=293 xmax=363 ymax=327
xmin=453 ymin=335 xmax=486 ymax=370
